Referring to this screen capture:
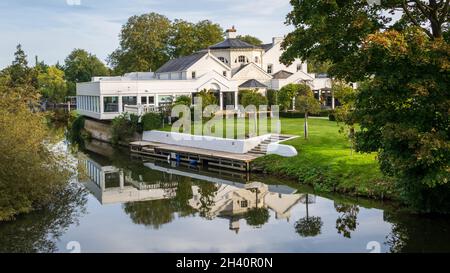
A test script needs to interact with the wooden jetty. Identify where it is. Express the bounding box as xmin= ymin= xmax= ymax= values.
xmin=129 ymin=141 xmax=264 ymax=172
